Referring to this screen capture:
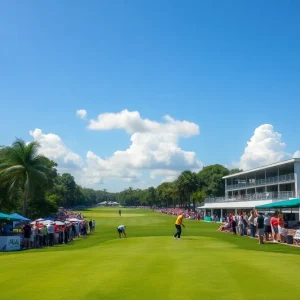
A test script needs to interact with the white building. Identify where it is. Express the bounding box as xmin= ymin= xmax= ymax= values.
xmin=199 ymin=158 xmax=300 ymax=220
